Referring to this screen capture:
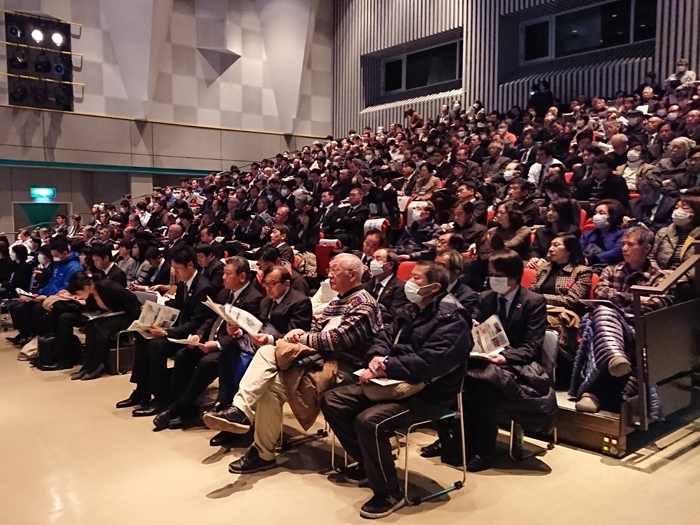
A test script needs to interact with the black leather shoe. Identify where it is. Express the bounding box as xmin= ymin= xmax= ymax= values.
xmin=133 ymin=402 xmax=163 ymax=417
xmin=228 ymin=447 xmax=276 ymax=474
xmin=169 ymin=416 xmax=204 ymax=430
xmin=210 ymin=431 xmax=240 ymax=448
xmin=81 ymin=363 xmax=105 ymax=381
xmin=420 ymin=439 xmax=442 ymax=458
xmin=203 ymin=406 xmax=251 ymax=434
xmin=116 ymin=391 xmax=148 ymax=409
xmin=153 ymin=410 xmax=172 ymax=431
xmin=467 ymin=454 xmax=494 ymax=472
